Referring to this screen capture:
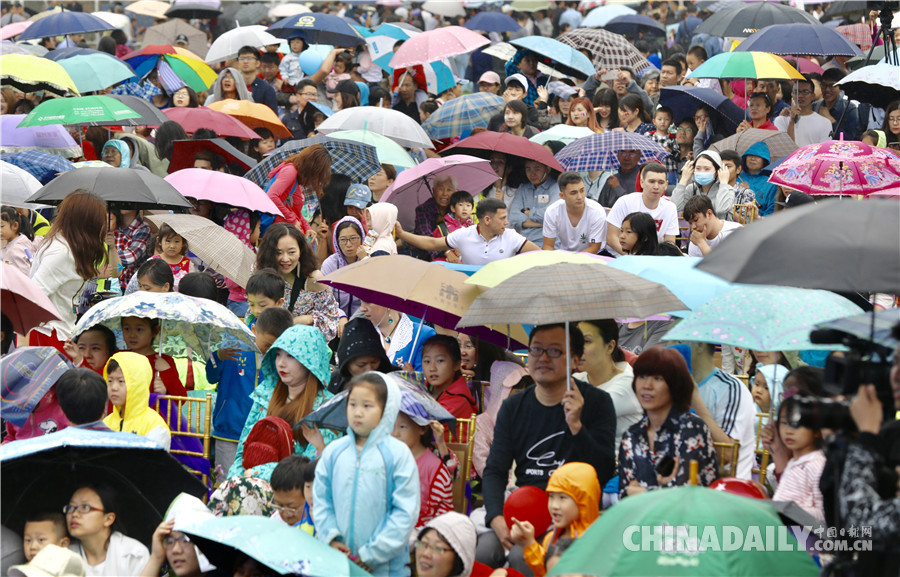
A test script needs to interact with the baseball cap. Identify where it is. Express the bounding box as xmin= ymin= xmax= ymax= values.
xmin=326 ymin=78 xmax=360 ymax=97
xmin=9 ymin=545 xmax=85 ymax=577
xmin=775 ymin=191 xmax=814 ymax=208
xmin=174 ymin=33 xmax=189 ymax=45
xmin=505 ymin=73 xmax=528 ymax=91
xmin=478 ymin=71 xmax=501 ymax=85
xmin=345 ymin=184 xmax=372 ymax=209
